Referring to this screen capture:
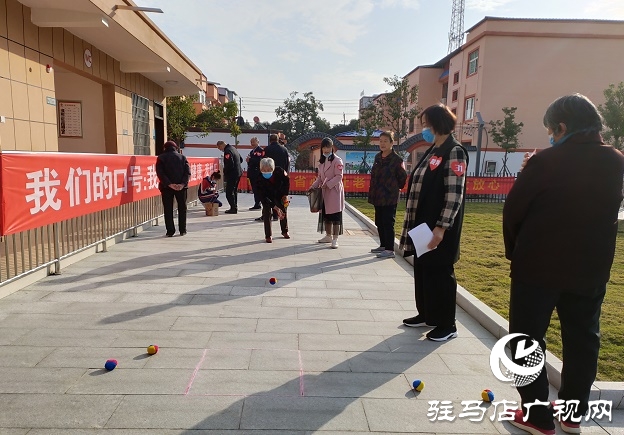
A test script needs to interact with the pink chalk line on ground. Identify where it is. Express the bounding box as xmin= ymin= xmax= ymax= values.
xmin=183 ymin=347 xmax=306 ymax=397
xmin=184 ymin=348 xmax=208 ymax=395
